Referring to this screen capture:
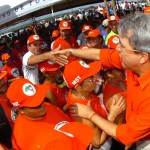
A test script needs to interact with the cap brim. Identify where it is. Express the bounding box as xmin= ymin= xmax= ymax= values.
xmin=46 ymin=67 xmax=59 ymax=72
xmin=29 ymin=129 xmax=76 ymax=150
xmin=22 ymin=84 xmax=49 ymax=108
xmin=60 ymin=122 xmax=94 ymax=149
xmin=83 ymin=61 xmax=101 ymax=79
xmin=0 ymin=71 xmax=7 ymax=80
xmin=87 ymin=34 xmax=99 ymax=38
xmin=60 ymin=27 xmax=71 ymax=30
xmin=27 ymin=39 xmax=43 ymax=45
